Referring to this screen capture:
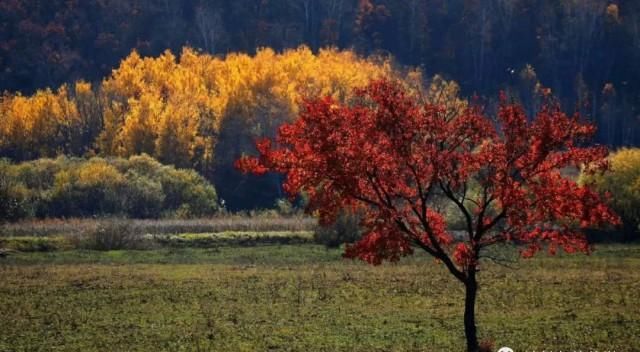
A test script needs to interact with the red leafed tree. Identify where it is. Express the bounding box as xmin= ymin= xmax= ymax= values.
xmin=236 ymin=79 xmax=619 ymax=351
